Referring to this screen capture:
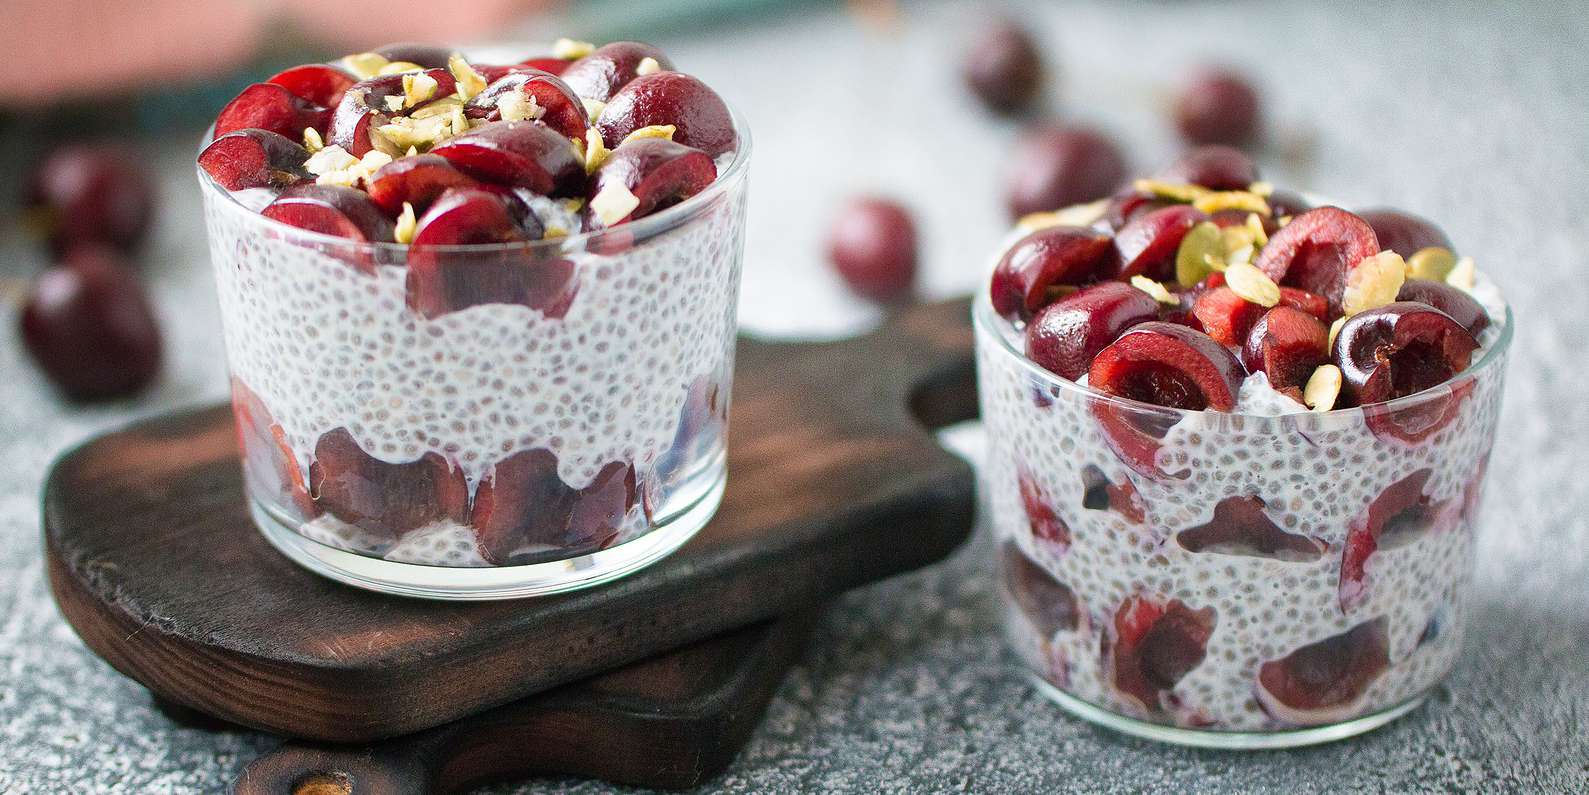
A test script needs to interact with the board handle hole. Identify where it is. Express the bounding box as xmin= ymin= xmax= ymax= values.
xmin=292 ymin=771 xmax=353 ymax=795
xmin=908 ymin=360 xmax=979 ymax=430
